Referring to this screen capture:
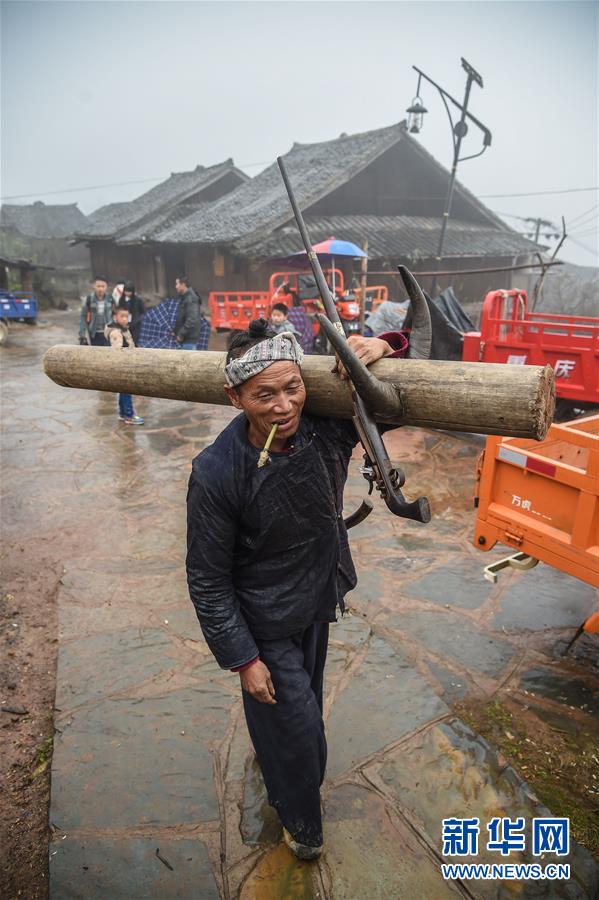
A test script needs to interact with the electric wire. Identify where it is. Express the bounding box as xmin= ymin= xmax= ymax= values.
xmin=567 ymin=202 xmax=599 ymax=226
xmin=0 ymin=159 xmax=273 ymax=201
xmin=2 ymin=180 xmax=598 ymax=203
